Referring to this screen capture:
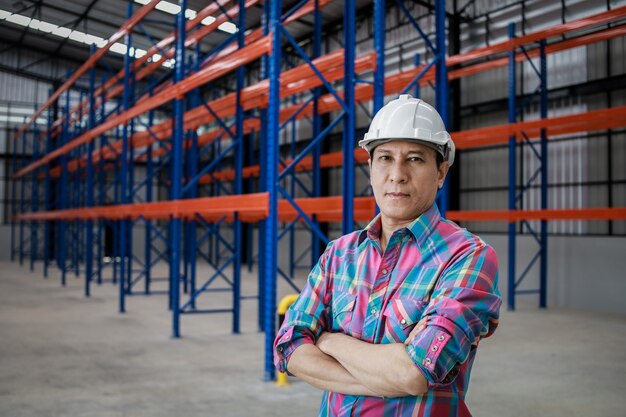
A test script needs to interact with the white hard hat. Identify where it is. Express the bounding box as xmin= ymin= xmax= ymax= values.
xmin=359 ymin=94 xmax=455 ymax=166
